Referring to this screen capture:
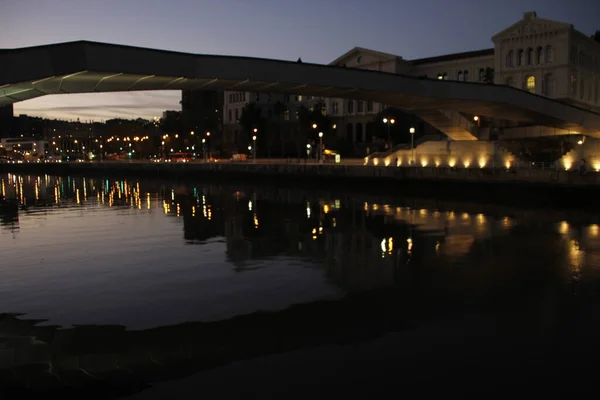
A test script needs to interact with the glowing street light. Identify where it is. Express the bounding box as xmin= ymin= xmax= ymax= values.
xmin=252 ymin=135 xmax=257 ymax=163
xmin=383 ymin=118 xmax=395 ymax=145
xmin=318 ymin=132 xmax=323 ymax=163
xmin=409 ymin=127 xmax=415 ymax=164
